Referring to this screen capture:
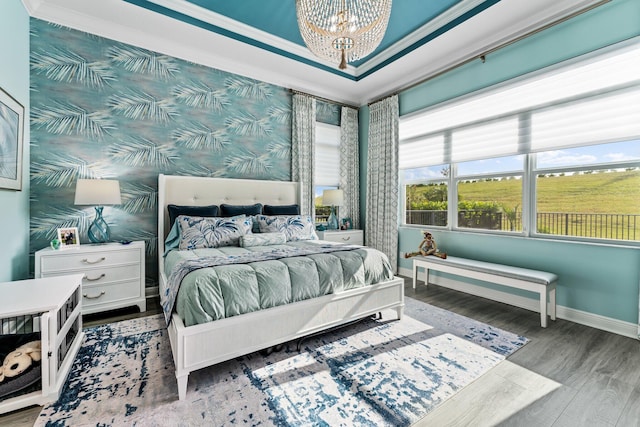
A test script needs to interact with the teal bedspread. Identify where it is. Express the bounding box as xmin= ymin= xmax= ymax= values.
xmin=163 ymin=241 xmax=394 ymax=327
